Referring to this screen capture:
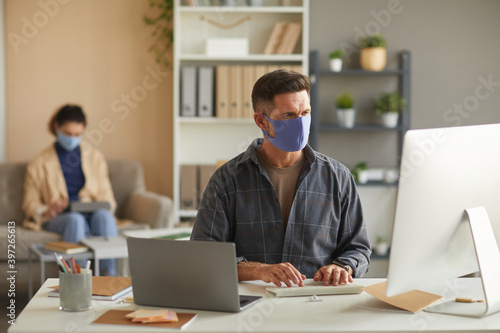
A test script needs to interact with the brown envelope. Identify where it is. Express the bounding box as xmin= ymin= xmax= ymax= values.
xmin=363 ymin=281 xmax=443 ymax=313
